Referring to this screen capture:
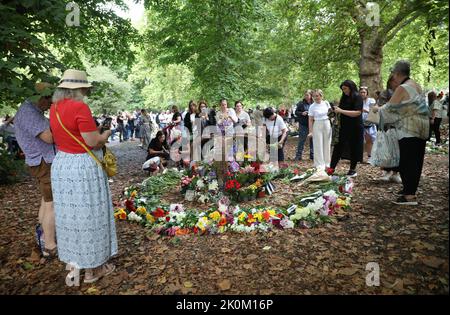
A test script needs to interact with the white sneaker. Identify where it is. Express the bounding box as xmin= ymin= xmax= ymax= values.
xmin=390 ymin=173 xmax=402 ymax=184
xmin=380 ymin=171 xmax=392 ymax=181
